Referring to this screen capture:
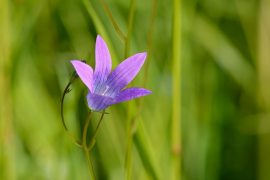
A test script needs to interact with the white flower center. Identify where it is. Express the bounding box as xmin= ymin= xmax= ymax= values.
xmin=101 ymin=86 xmax=109 ymax=95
